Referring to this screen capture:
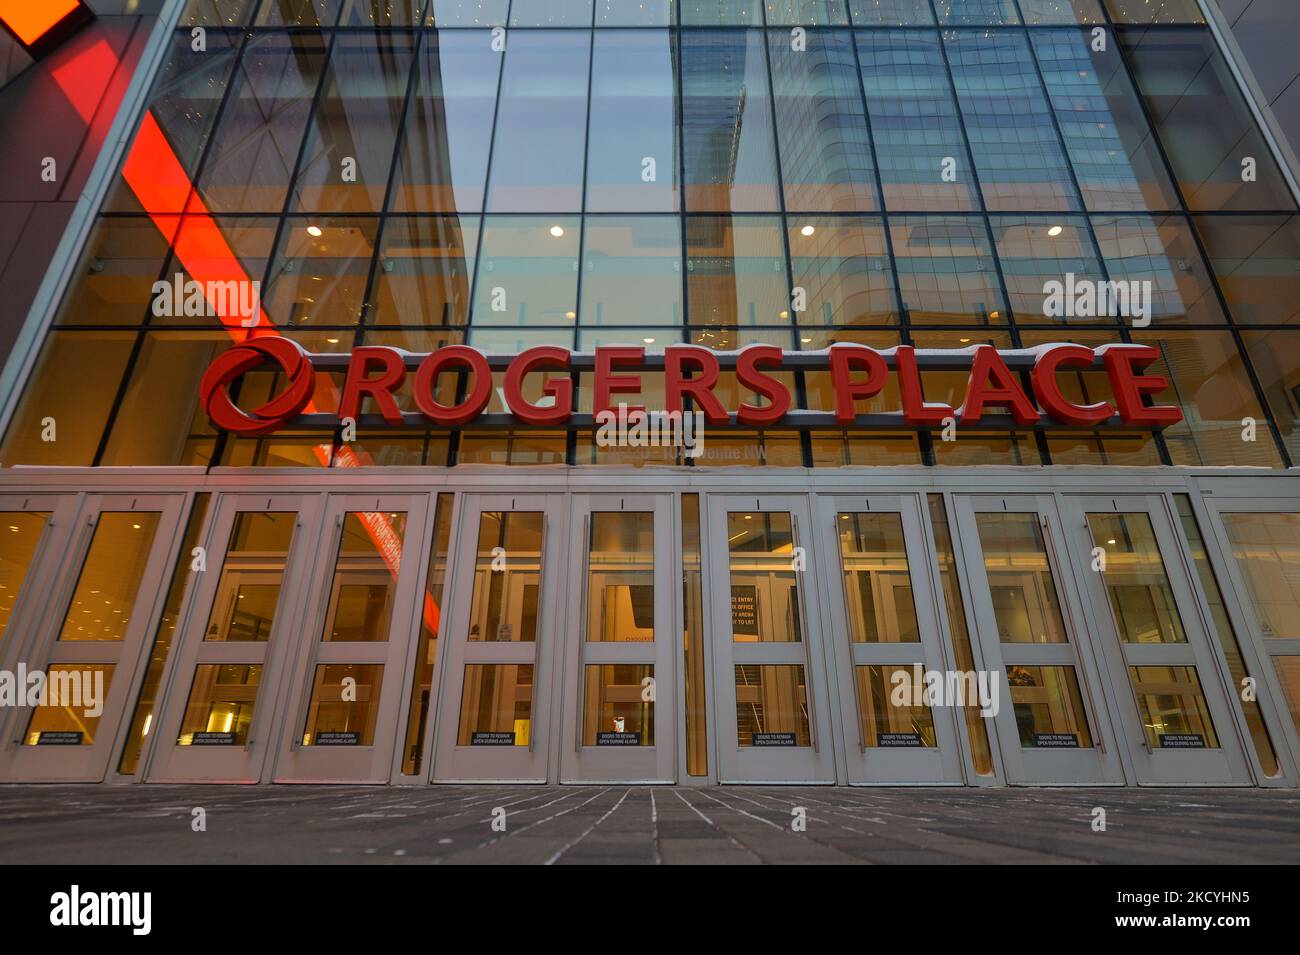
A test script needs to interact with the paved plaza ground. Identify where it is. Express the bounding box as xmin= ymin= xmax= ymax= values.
xmin=0 ymin=784 xmax=1296 ymax=865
